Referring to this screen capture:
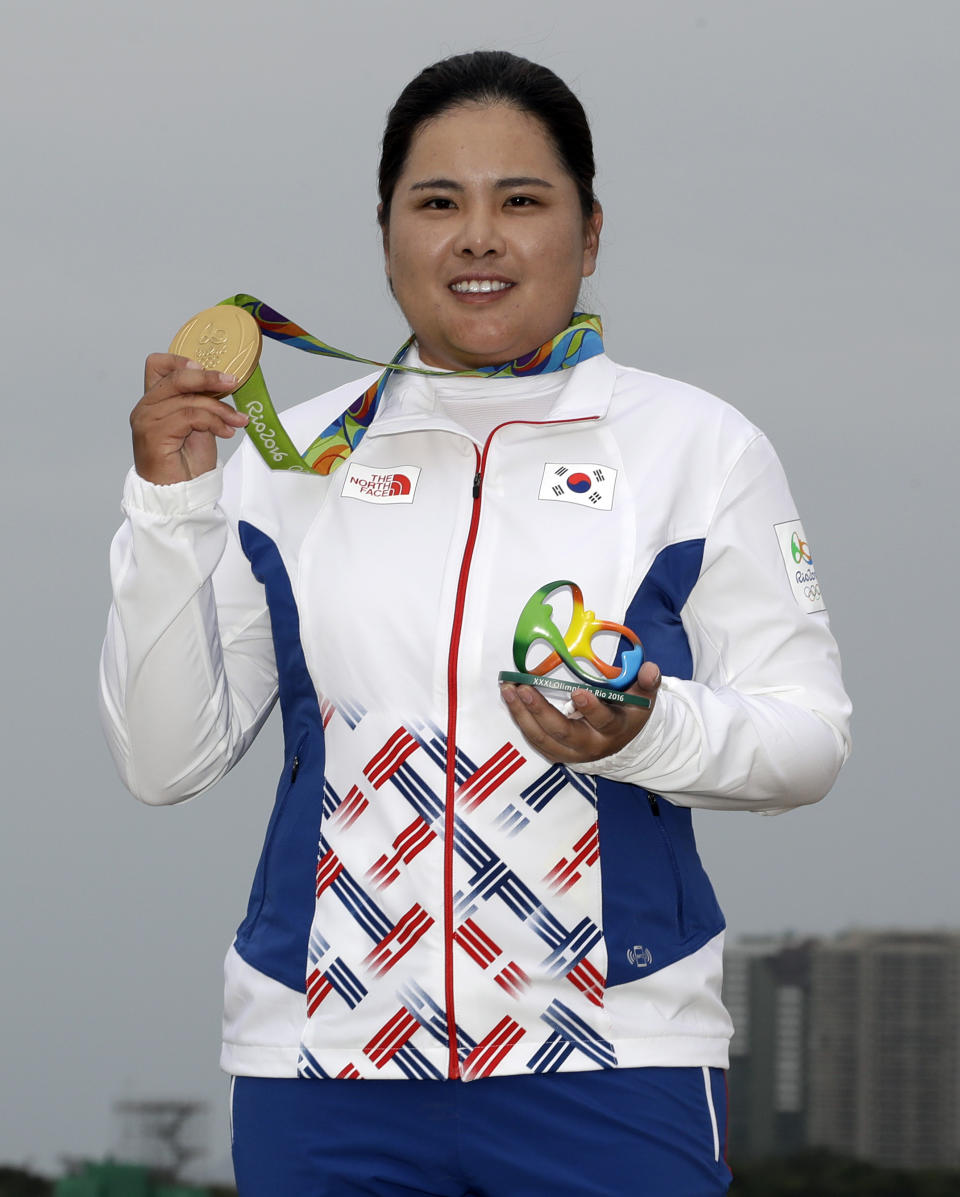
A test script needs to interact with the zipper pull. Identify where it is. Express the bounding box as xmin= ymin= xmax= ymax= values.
xmin=472 ymin=470 xmax=482 ymax=499
xmin=291 ymin=755 xmax=300 ymax=783
xmin=648 ymin=792 xmax=660 ymax=816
